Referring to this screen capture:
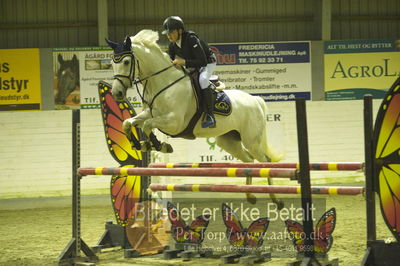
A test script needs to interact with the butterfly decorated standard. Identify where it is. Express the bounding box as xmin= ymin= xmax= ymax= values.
xmin=167 ymin=201 xmax=211 ymax=244
xmin=373 ymin=76 xmax=400 ymax=242
xmin=98 ymin=81 xmax=142 ymax=166
xmin=221 ymin=203 xmax=270 ymax=251
xmin=98 ymin=81 xmax=145 ymax=226
xmin=109 ymin=171 xmax=141 ymax=225
xmin=285 ymin=207 xmax=336 ymax=254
